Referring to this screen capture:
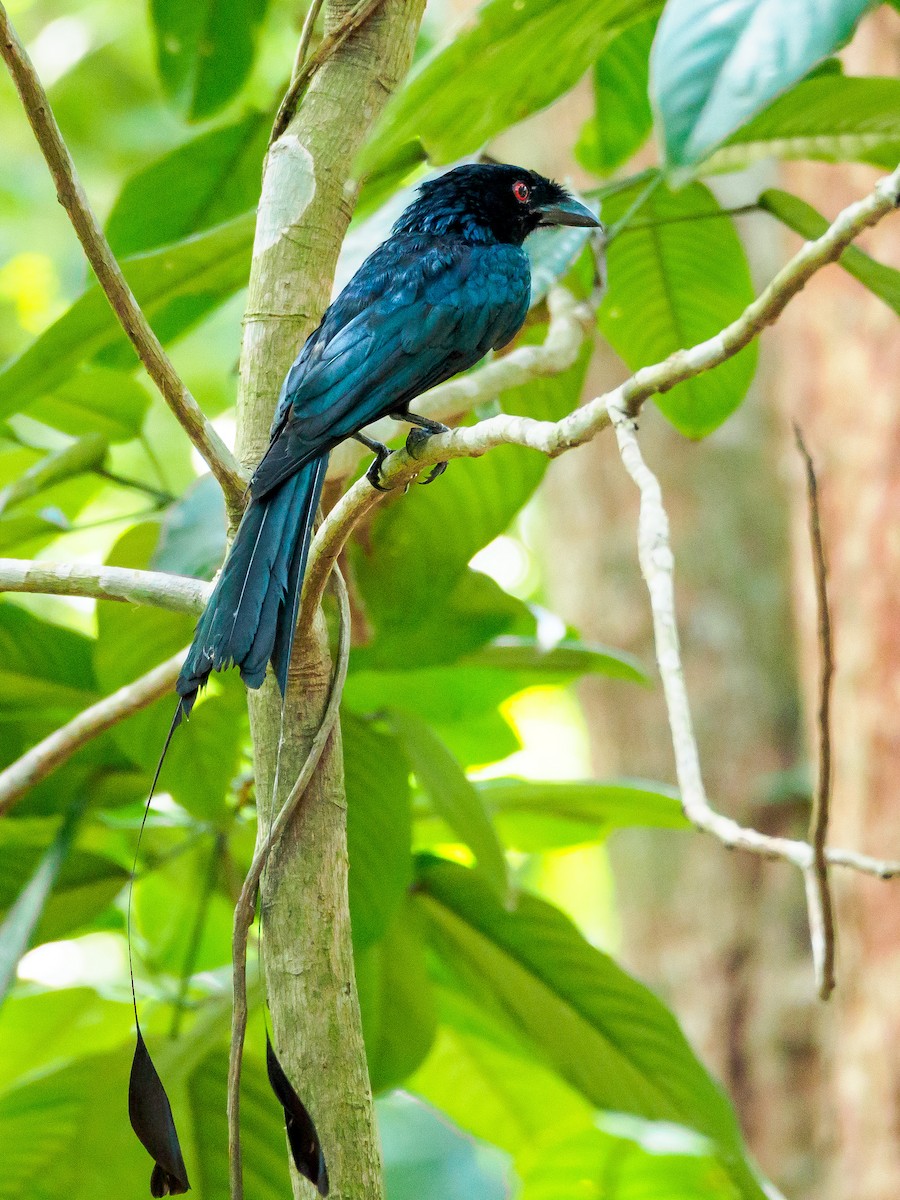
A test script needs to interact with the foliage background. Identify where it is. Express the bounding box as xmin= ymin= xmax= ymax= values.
xmin=1 ymin=0 xmax=899 ymax=1197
